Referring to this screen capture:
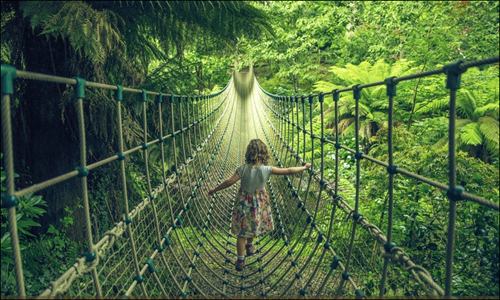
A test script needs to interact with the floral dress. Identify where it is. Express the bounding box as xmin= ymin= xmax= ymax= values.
xmin=231 ymin=164 xmax=274 ymax=238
